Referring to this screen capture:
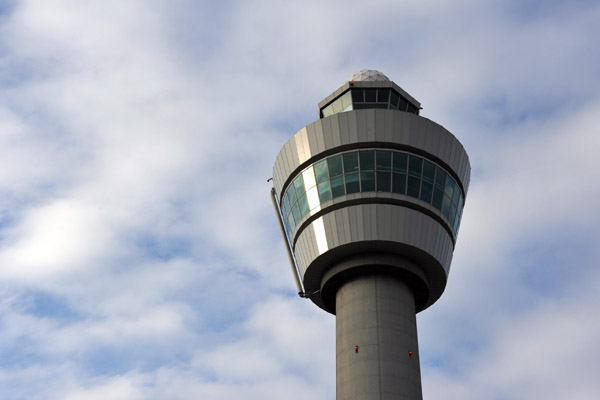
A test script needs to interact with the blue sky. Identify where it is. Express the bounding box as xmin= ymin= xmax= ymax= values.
xmin=0 ymin=0 xmax=599 ymax=399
